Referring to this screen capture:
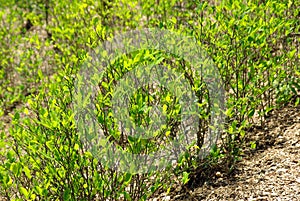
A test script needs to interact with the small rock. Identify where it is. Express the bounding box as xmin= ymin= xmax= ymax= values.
xmin=276 ymin=168 xmax=287 ymax=174
xmin=216 ymin=171 xmax=222 ymax=178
